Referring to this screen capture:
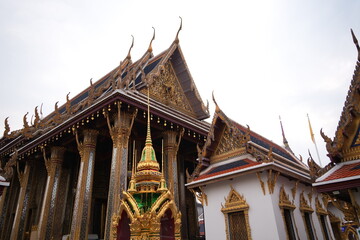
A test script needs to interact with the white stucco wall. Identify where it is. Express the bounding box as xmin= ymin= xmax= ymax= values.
xmin=203 ymin=173 xmax=279 ymax=240
xmin=202 ymin=172 xmax=335 ymax=240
